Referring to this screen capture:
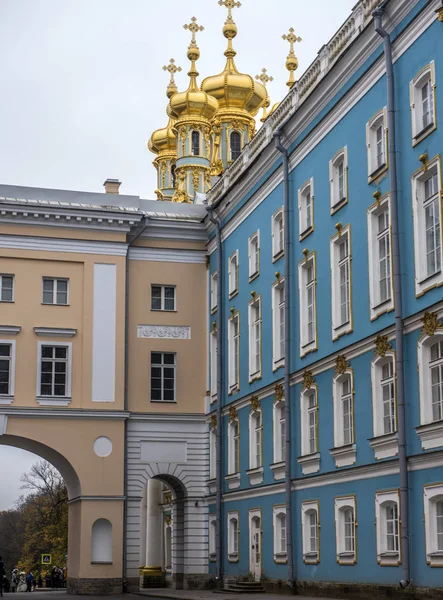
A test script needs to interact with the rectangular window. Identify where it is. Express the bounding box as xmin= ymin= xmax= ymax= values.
xmin=272 ymin=281 xmax=285 ymax=369
xmin=299 ymin=254 xmax=317 ymax=355
xmin=298 ymin=180 xmax=314 ymax=239
xmin=412 ymin=159 xmax=442 ymax=295
xmin=151 ymin=285 xmax=176 ymax=311
xmin=381 ymin=360 xmax=396 ymax=435
xmin=39 ymin=345 xmax=69 ymax=397
xmin=211 ymin=272 xmax=218 ymax=312
xmin=0 ymin=275 xmax=14 ymax=302
xmin=330 ymin=226 xmax=352 ymax=338
xmin=410 ymin=63 xmax=436 ymax=143
xmin=330 ymin=148 xmax=348 ymax=211
xmin=210 ymin=331 xmax=217 ymax=399
xmin=424 ymin=484 xmax=443 ymax=566
xmin=248 ymin=297 xmax=261 ymax=380
xmin=273 ymin=506 xmax=287 ymax=561
xmin=228 ymin=512 xmax=239 ymax=559
xmin=375 ymin=490 xmax=400 ymax=565
xmin=368 ymin=196 xmax=394 ymax=319
xmin=385 ymin=503 xmax=399 ymax=552
xmin=228 ymin=313 xmax=240 ymax=392
xmin=228 ymin=252 xmax=239 ymax=297
xmin=248 ymin=232 xmax=260 ymax=280
xmin=272 ymin=209 xmax=284 ymax=259
xmin=366 ymin=109 xmax=387 ymax=180
xmin=308 ymin=391 xmax=317 ymax=455
xmin=0 ymin=343 xmax=12 ymax=396
xmin=151 ymin=352 xmax=176 ymax=402
xmin=301 ymin=501 xmax=320 ymax=564
xmin=42 ymin=278 xmax=69 ymax=305
xmin=342 ymin=377 xmax=353 ymax=446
